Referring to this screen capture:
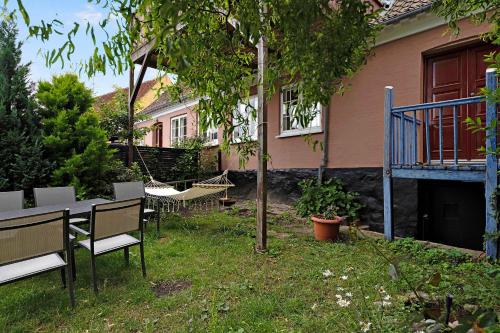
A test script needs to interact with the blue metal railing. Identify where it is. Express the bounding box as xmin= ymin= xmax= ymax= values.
xmin=383 ymin=68 xmax=498 ymax=259
xmin=390 ymin=95 xmax=484 ymax=167
xmin=391 ymin=113 xmax=421 ymax=165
